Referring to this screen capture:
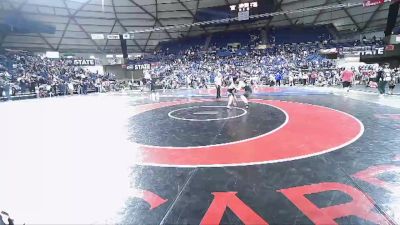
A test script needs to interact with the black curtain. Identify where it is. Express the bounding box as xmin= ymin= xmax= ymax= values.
xmin=385 ymin=2 xmax=400 ymax=37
